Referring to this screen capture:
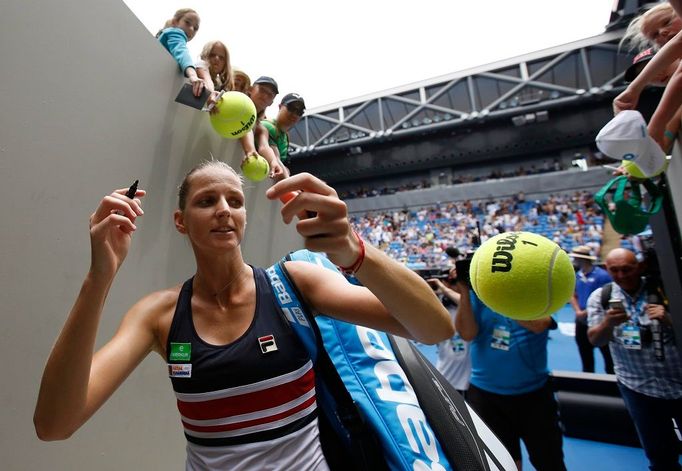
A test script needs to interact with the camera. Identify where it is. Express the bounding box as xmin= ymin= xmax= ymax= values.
xmin=454 ymin=258 xmax=472 ymax=287
xmin=415 ymin=268 xmax=452 ymax=282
